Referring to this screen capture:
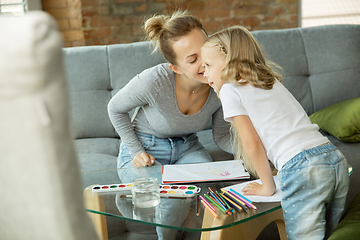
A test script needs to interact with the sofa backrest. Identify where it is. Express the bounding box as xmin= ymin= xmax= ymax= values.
xmin=63 ymin=24 xmax=360 ymax=140
xmin=63 ymin=42 xmax=165 ymax=139
xmin=252 ymin=24 xmax=360 ymax=115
